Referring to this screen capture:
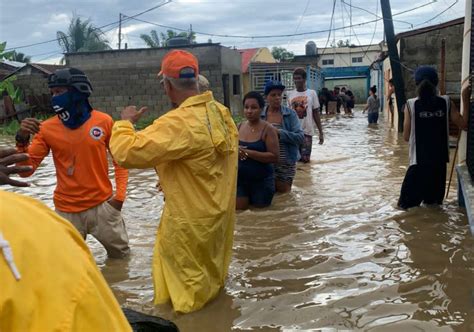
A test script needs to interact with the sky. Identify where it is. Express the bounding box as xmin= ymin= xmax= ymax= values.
xmin=0 ymin=0 xmax=467 ymax=64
